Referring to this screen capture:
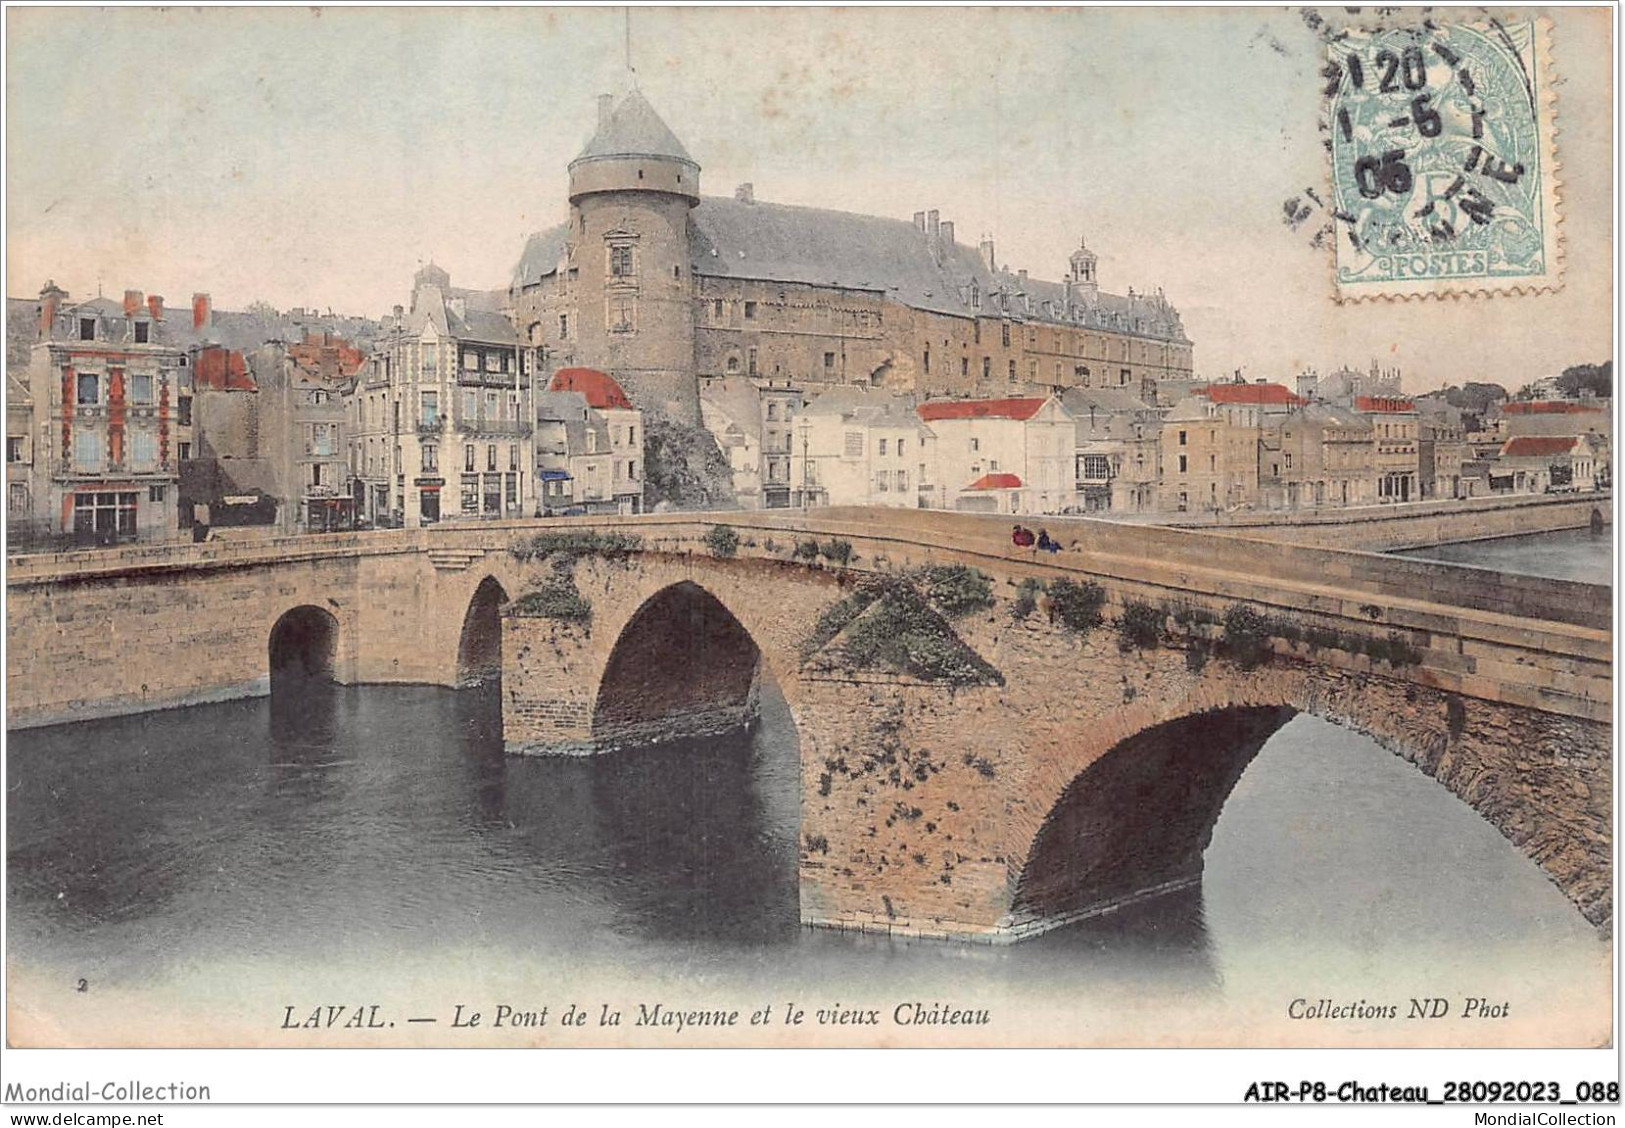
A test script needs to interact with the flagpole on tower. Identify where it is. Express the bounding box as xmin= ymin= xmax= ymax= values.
xmin=624 ymin=7 xmax=635 ymax=81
